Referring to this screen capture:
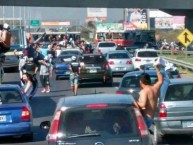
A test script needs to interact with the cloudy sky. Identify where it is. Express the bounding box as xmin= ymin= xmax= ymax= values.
xmin=0 ymin=6 xmax=124 ymax=24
